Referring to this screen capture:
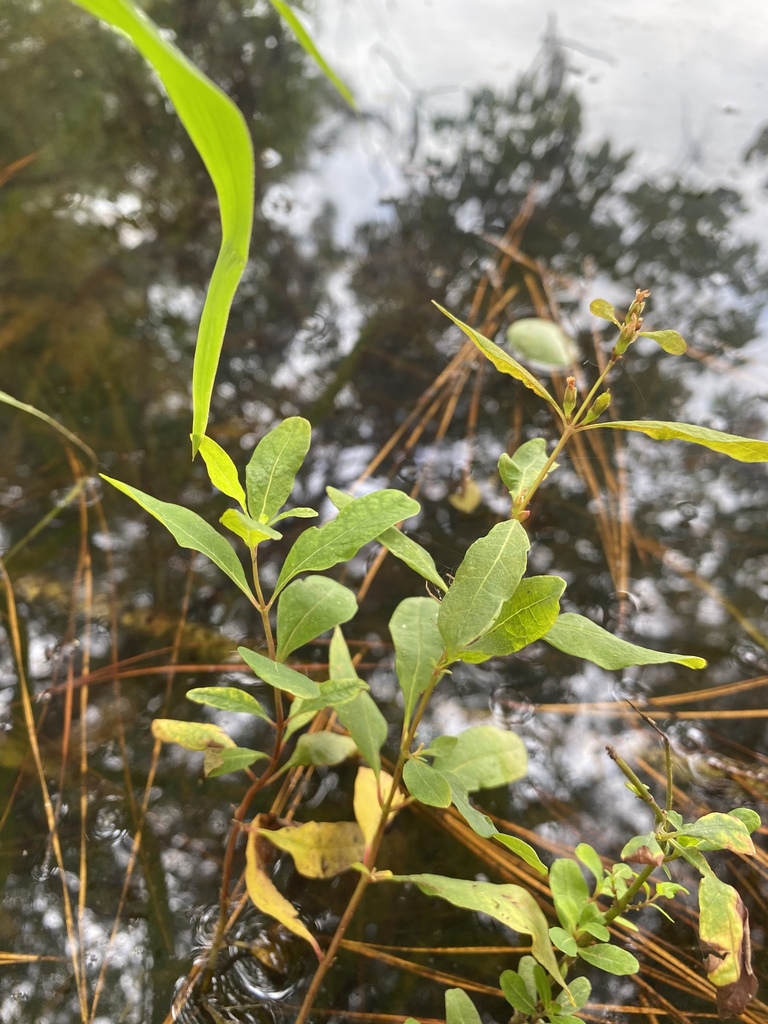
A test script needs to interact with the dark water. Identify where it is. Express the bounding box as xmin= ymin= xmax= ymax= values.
xmin=1 ymin=2 xmax=767 ymax=1022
